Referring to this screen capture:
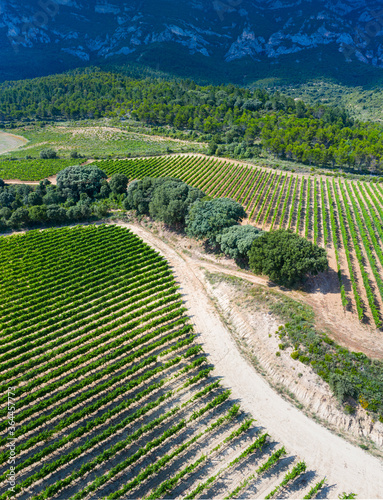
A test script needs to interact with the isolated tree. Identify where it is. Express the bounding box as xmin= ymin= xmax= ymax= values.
xmin=248 ymin=229 xmax=328 ymax=287
xmin=109 ymin=173 xmax=129 ymax=195
xmin=216 ymin=225 xmax=263 ymax=261
xmin=186 ymin=198 xmax=247 ymax=242
xmin=40 ymin=148 xmax=57 ymax=159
